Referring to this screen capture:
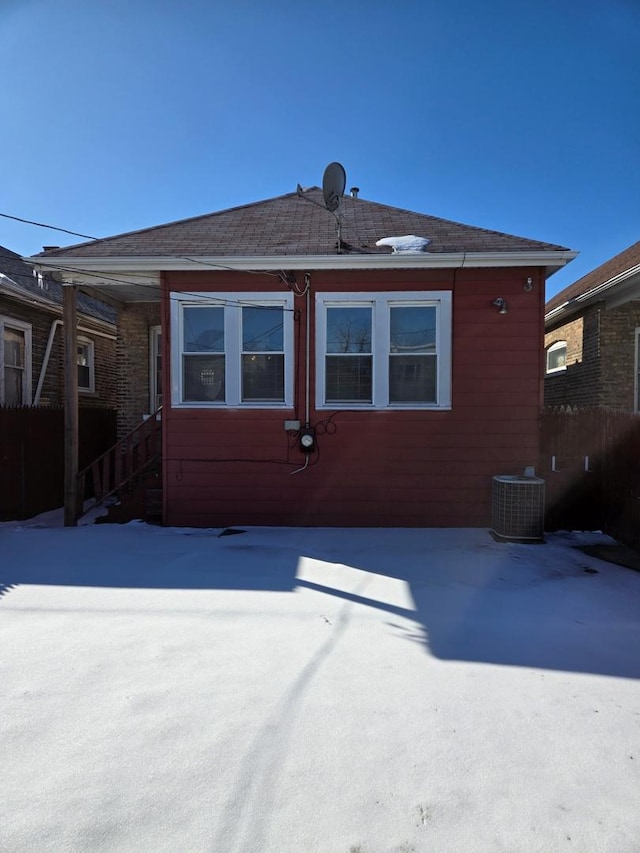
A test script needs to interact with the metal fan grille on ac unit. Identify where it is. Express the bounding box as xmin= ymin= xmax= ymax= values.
xmin=491 ymin=475 xmax=545 ymax=541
